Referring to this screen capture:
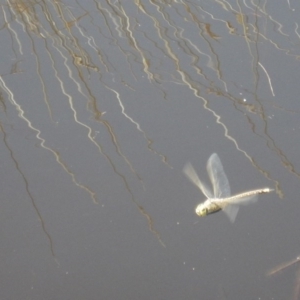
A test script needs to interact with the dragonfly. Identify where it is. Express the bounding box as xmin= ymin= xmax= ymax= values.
xmin=183 ymin=153 xmax=273 ymax=222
